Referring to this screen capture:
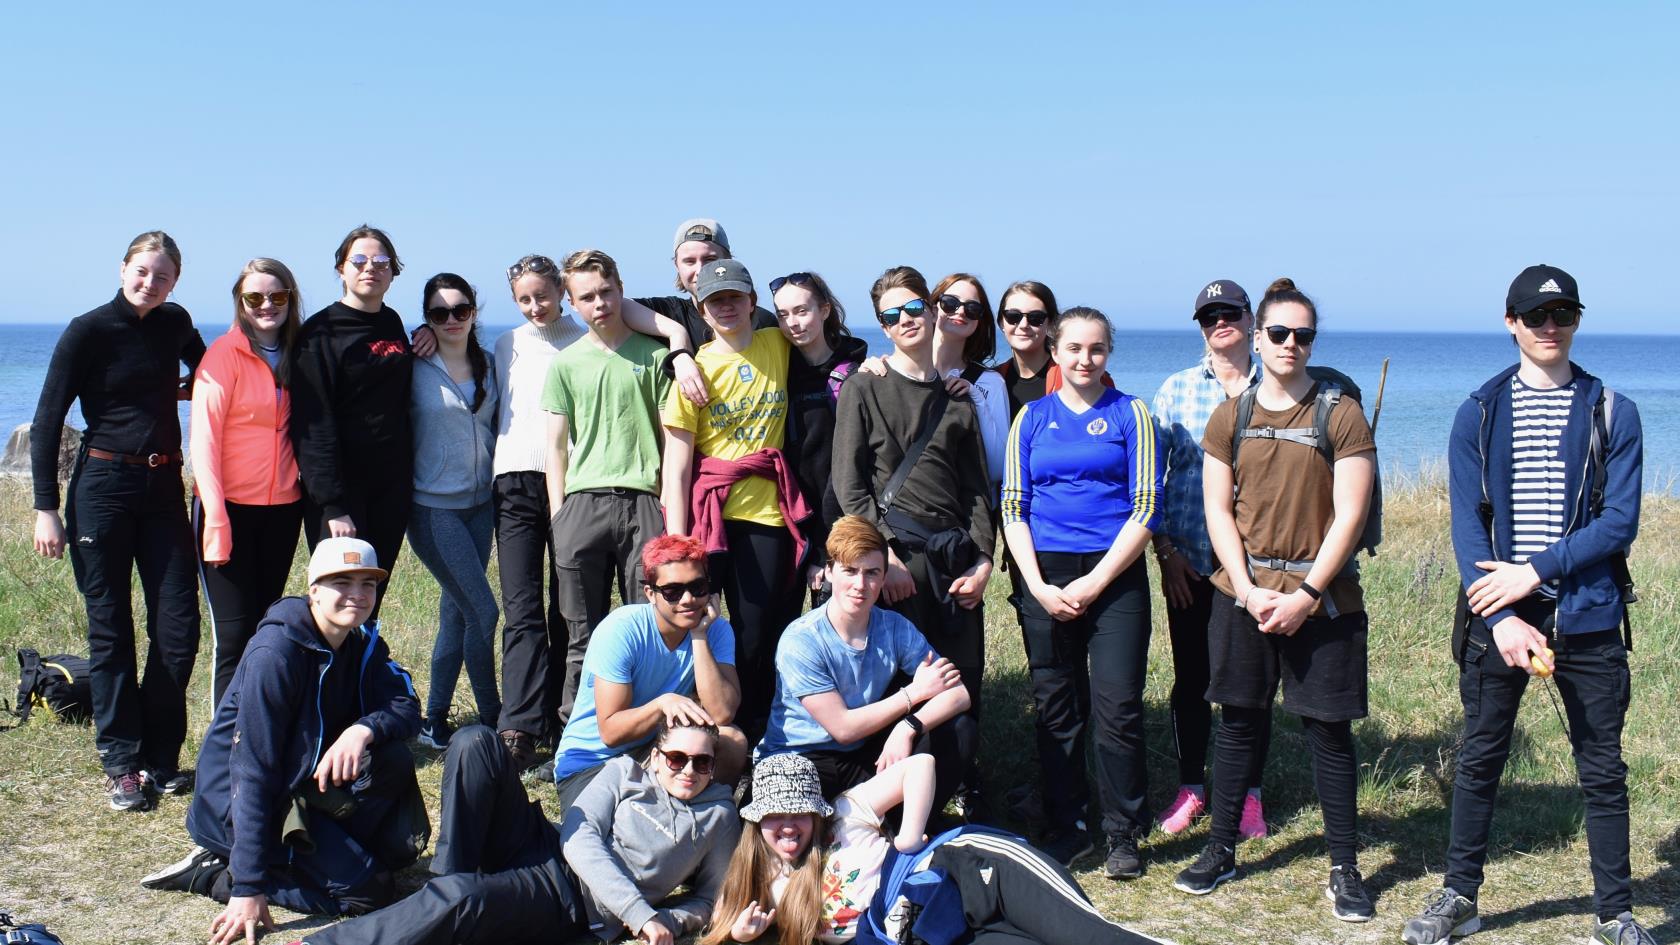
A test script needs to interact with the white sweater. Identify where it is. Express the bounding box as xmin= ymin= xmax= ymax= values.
xmin=491 ymin=317 xmax=585 ymax=476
